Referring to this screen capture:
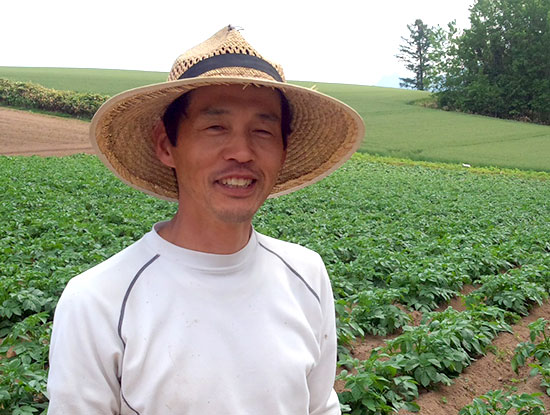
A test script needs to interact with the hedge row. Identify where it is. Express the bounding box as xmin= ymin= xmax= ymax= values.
xmin=0 ymin=78 xmax=109 ymax=119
